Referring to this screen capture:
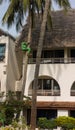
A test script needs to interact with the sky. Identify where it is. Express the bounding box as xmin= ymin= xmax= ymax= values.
xmin=0 ymin=0 xmax=75 ymax=38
